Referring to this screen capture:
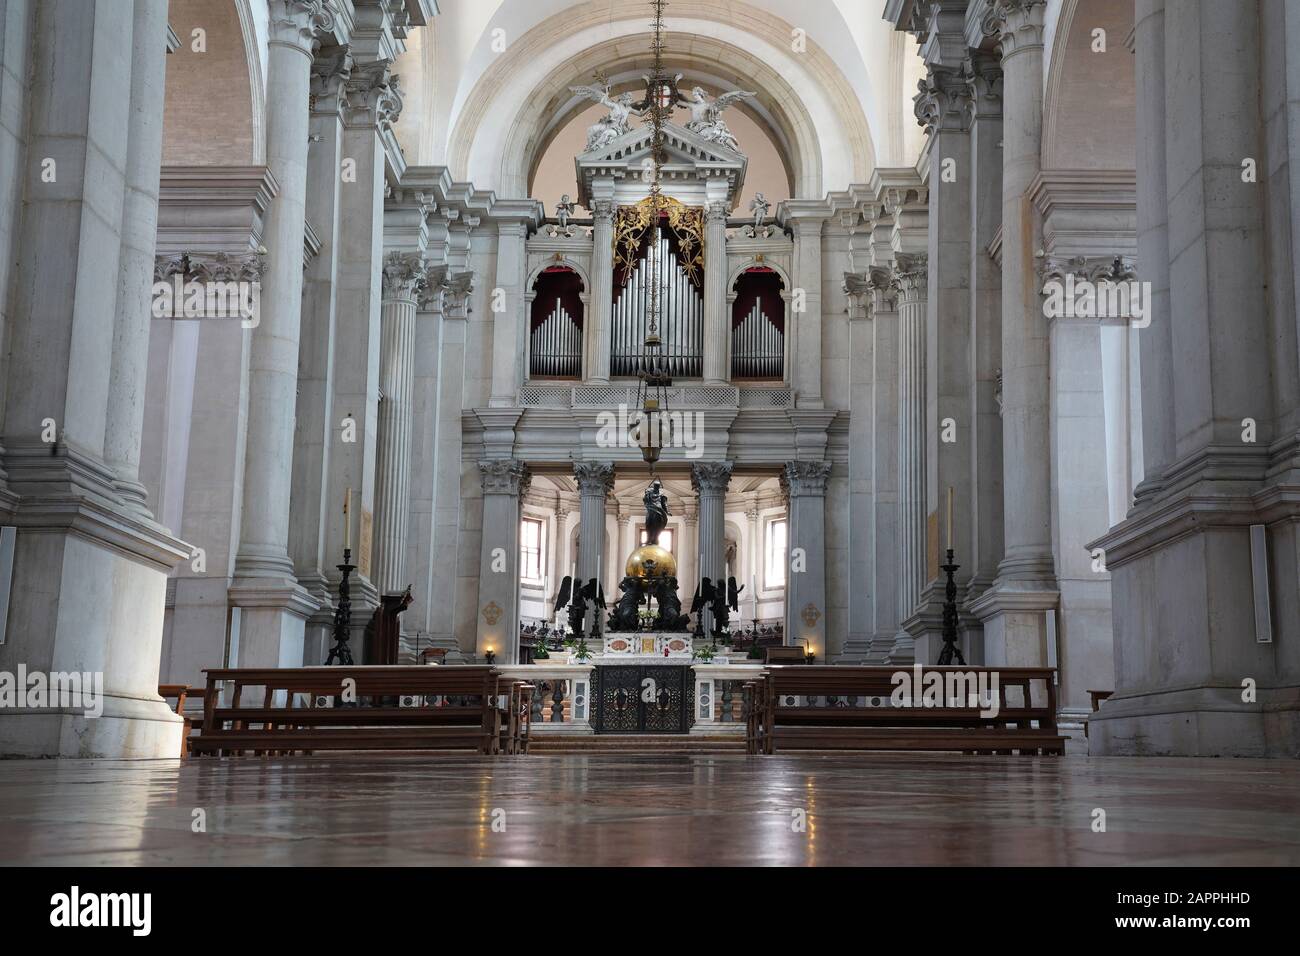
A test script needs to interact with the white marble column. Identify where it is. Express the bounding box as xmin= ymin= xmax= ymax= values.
xmin=866 ymin=267 xmax=902 ymax=661
xmin=692 ymin=461 xmax=733 ymax=637
xmin=892 ymin=253 xmax=927 ymax=663
xmin=372 ymin=252 xmax=423 ymax=595
xmin=782 ymin=461 xmax=831 ymax=656
xmin=291 ymin=48 xmax=350 ymax=660
xmin=702 ymin=196 xmax=730 ymax=383
xmin=588 ymin=194 xmax=615 ymax=382
xmin=0 ymin=0 xmax=189 ymax=757
xmin=105 ymin=0 xmax=169 ymax=518
xmin=679 ymin=503 xmax=698 ymax=608
xmin=427 ymin=271 xmax=473 ymax=656
xmin=842 ymin=272 xmax=875 ymax=661
xmin=912 ymin=59 xmax=975 ymax=661
xmin=969 ymin=0 xmax=1059 ymax=666
xmin=573 ymin=461 xmax=613 ymax=635
xmin=786 ymin=206 xmax=829 ymax=406
xmin=229 ymin=0 xmax=335 ymax=664
xmin=965 ymin=52 xmax=1005 ymax=613
xmin=475 ymin=461 xmax=530 ymax=663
